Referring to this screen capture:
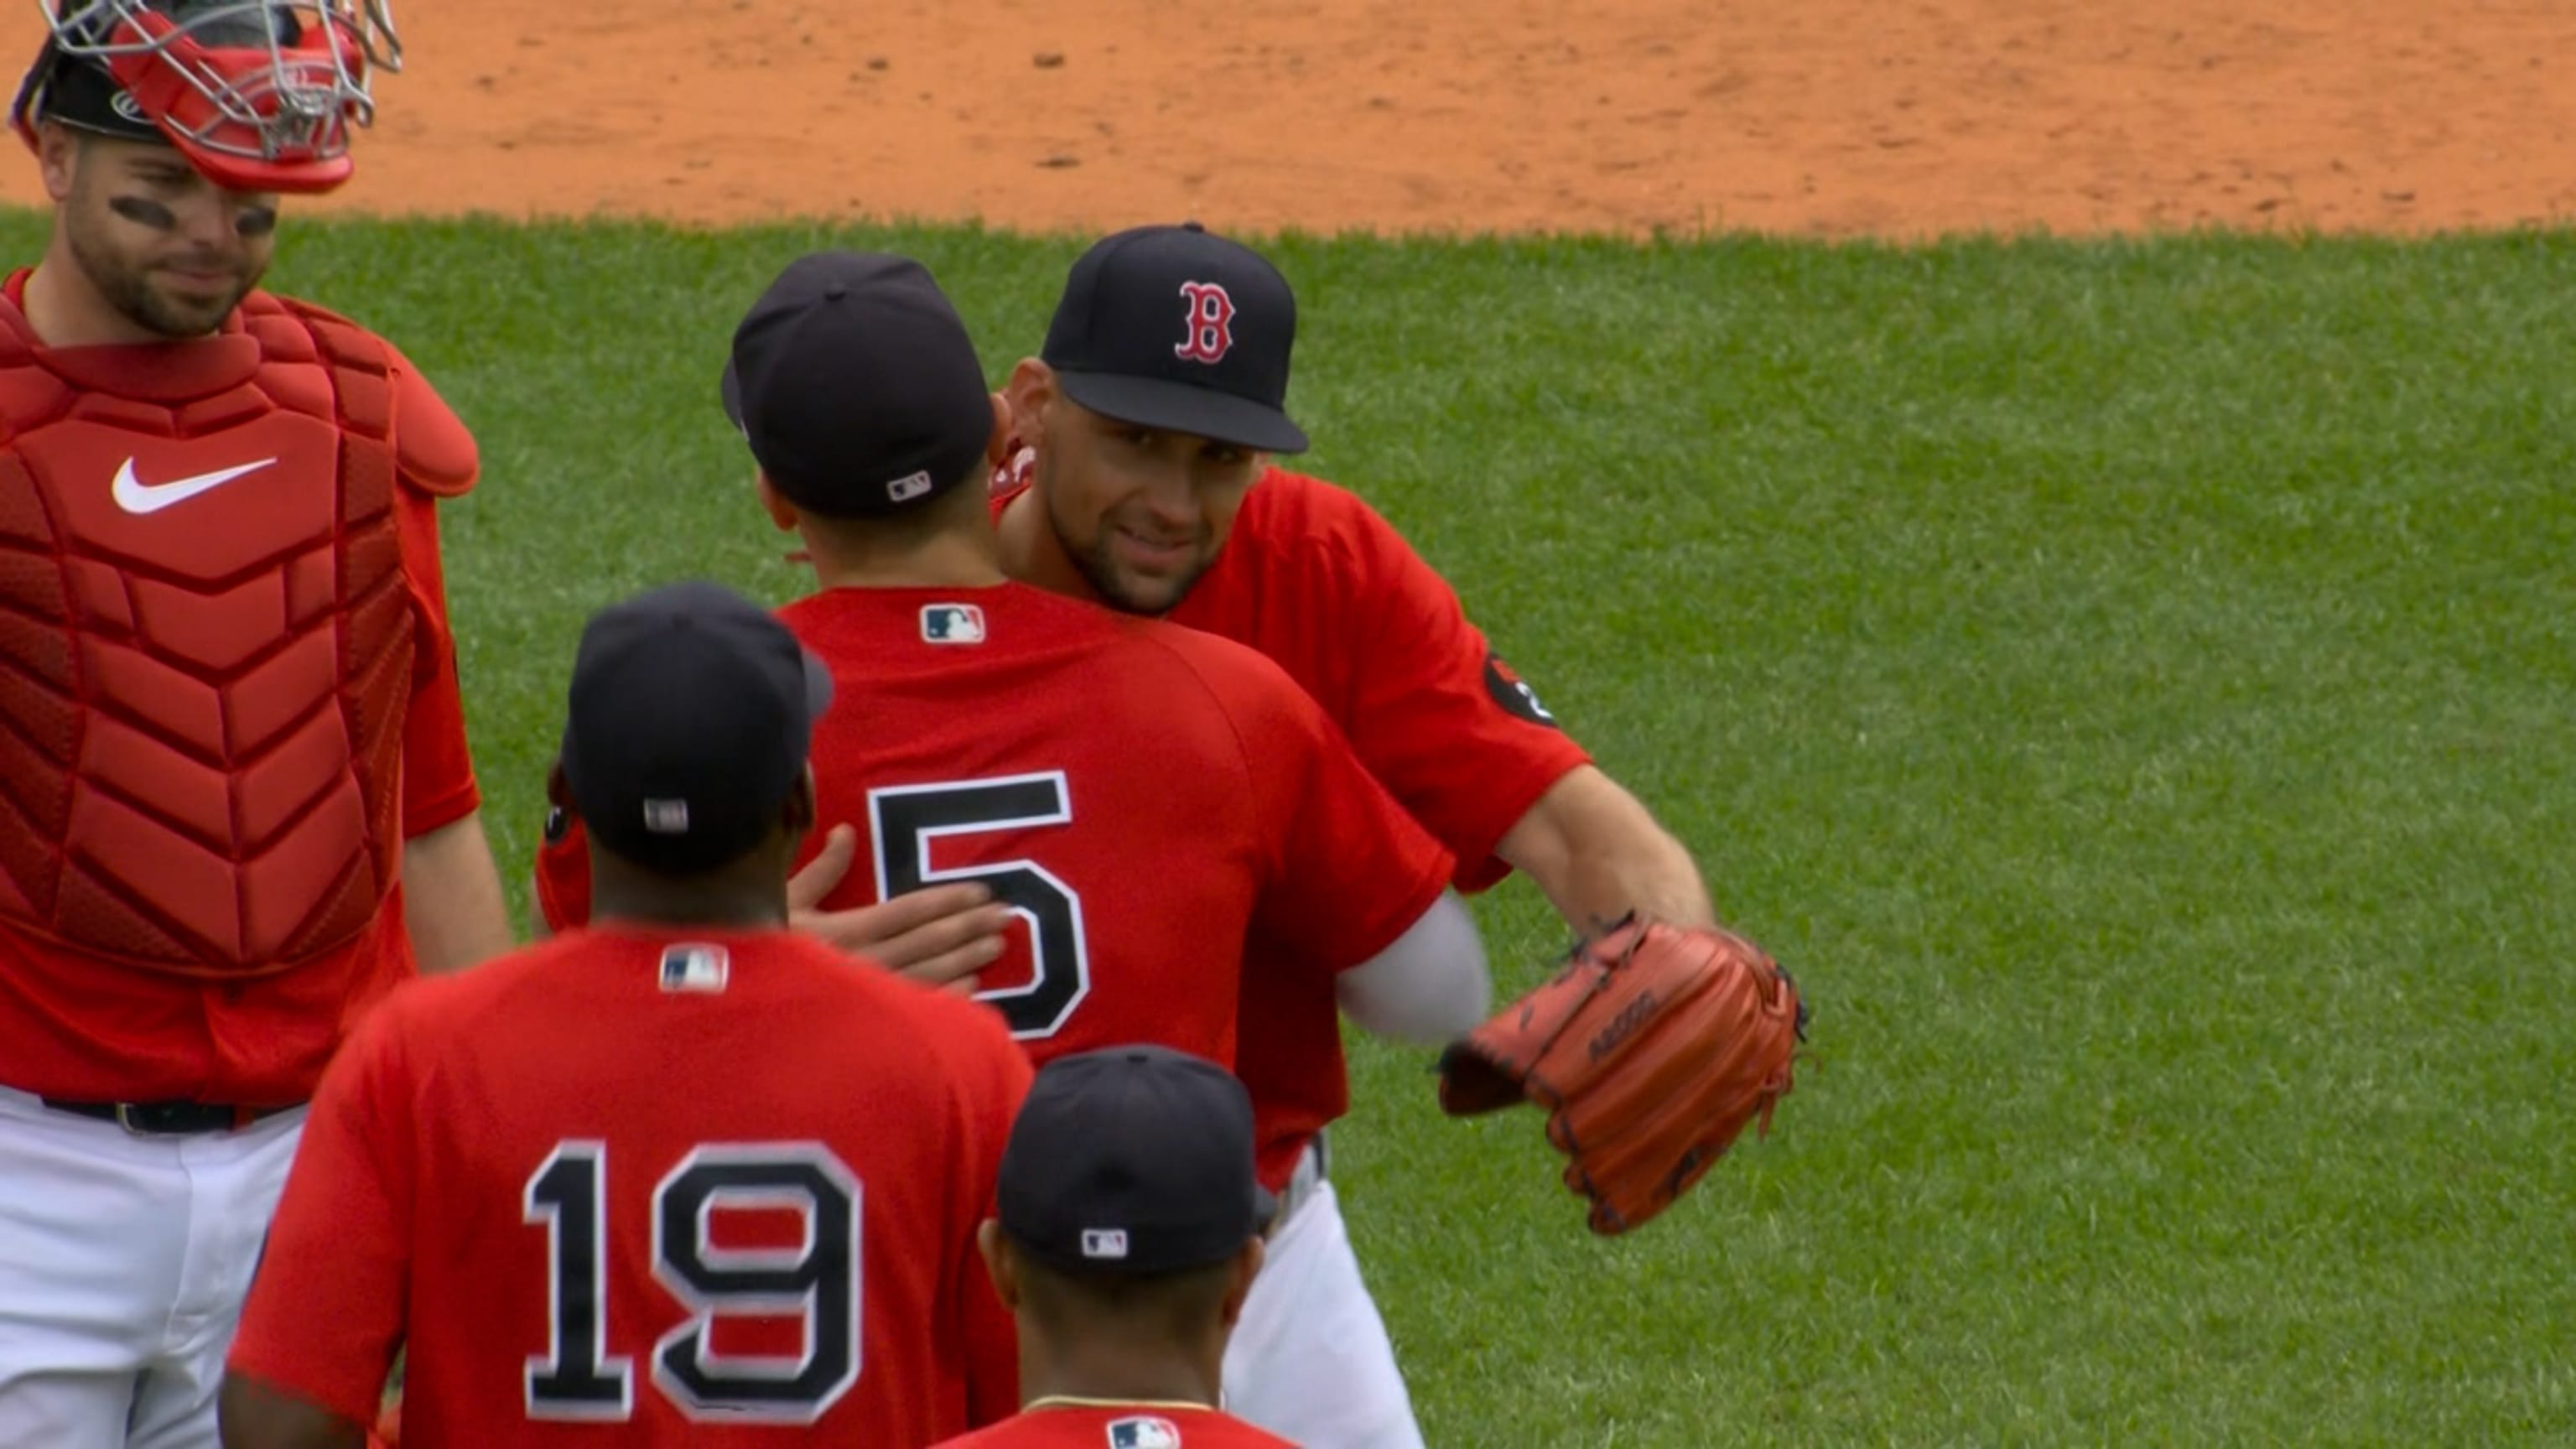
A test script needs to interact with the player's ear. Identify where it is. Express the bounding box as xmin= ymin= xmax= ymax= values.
xmin=782 ymin=764 xmax=817 ymax=837
xmin=1217 ymin=1235 xmax=1265 ymax=1330
xmin=35 ymin=120 xmax=81 ymax=202
xmin=754 ymin=472 xmax=799 ymax=533
xmin=1002 ymin=359 xmax=1054 ymax=439
xmin=975 ymin=1219 xmax=1024 ymax=1310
